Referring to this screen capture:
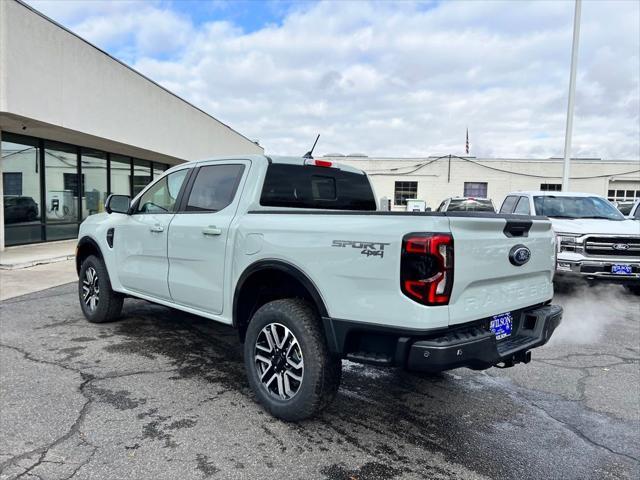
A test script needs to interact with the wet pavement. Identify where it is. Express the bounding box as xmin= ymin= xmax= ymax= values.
xmin=1 ymin=283 xmax=638 ymax=480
